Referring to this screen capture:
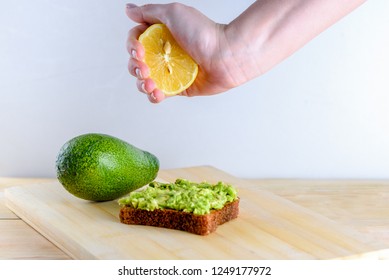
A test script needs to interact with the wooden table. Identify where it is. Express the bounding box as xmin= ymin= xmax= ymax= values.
xmin=1 ymin=167 xmax=388 ymax=259
xmin=0 ymin=177 xmax=70 ymax=259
